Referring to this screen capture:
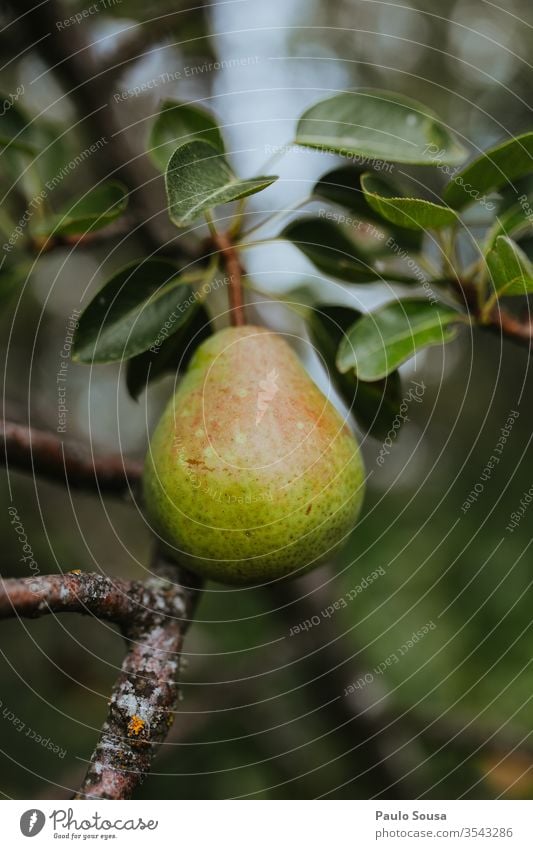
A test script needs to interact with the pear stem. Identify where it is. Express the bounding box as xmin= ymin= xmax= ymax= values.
xmin=212 ymin=230 xmax=246 ymax=326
